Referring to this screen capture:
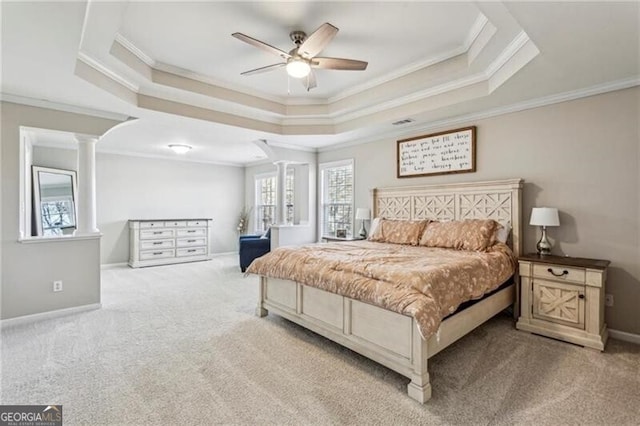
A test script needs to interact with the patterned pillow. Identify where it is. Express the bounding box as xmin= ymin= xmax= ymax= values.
xmin=368 ymin=219 xmax=430 ymax=246
xmin=419 ymin=219 xmax=499 ymax=251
